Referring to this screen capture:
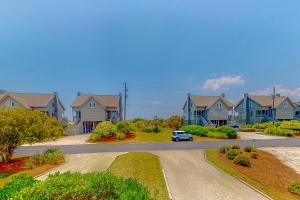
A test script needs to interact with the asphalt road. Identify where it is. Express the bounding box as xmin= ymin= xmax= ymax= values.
xmin=16 ymin=138 xmax=300 ymax=156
